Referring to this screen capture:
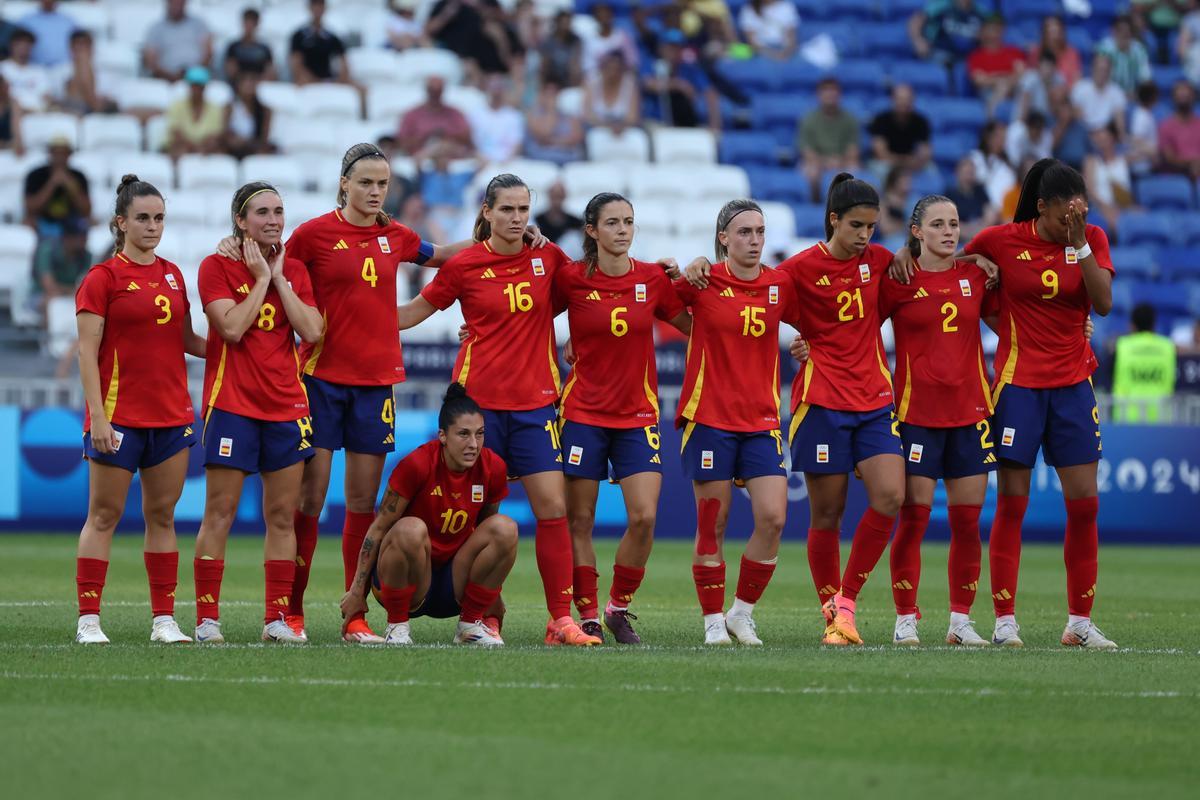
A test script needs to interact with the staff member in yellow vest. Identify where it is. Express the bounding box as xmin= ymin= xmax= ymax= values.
xmin=1112 ymin=303 xmax=1177 ymax=423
